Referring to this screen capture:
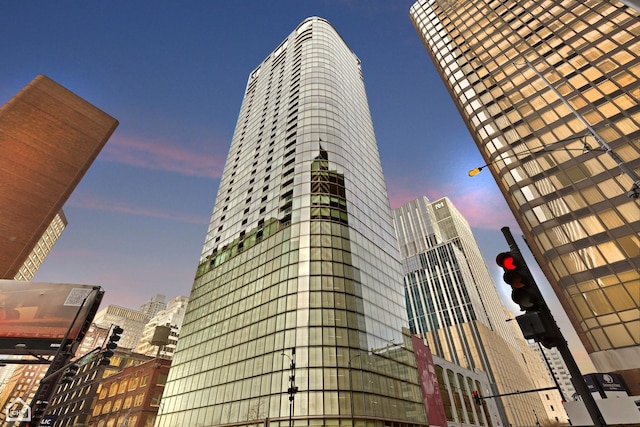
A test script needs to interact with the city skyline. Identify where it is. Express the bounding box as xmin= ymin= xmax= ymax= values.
xmin=0 ymin=2 xmax=592 ymax=367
